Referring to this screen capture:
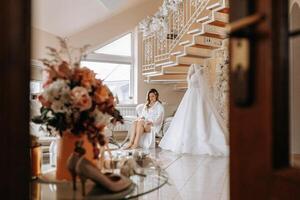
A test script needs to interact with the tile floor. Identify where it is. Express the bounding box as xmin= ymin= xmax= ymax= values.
xmin=141 ymin=148 xmax=229 ymax=200
xmin=34 ymin=148 xmax=229 ymax=200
